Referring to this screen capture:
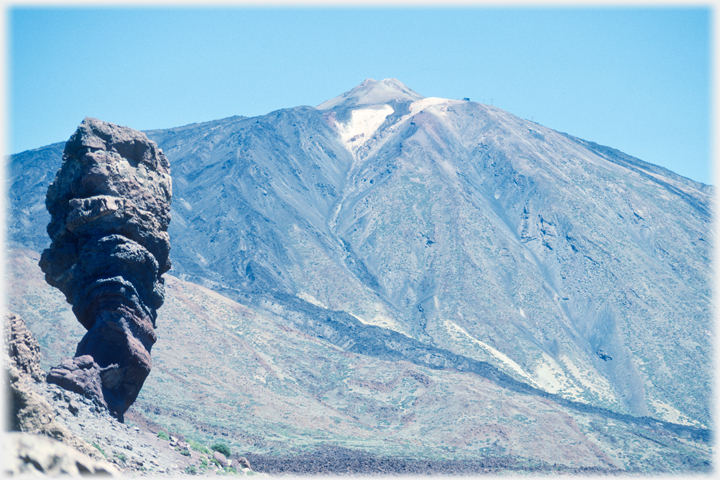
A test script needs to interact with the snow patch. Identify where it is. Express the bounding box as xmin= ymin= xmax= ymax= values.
xmin=335 ymin=105 xmax=394 ymax=155
xmin=318 ymin=78 xmax=422 ymax=110
xmin=297 ymin=292 xmax=328 ymax=309
xmin=409 ymin=97 xmax=462 ymax=117
xmin=651 ymin=399 xmax=705 ymax=428
xmin=533 ymin=353 xmax=576 ymax=395
xmin=178 ymin=198 xmax=193 ymax=211
xmin=443 ymin=319 xmax=534 ymax=382
xmin=437 ymin=159 xmax=458 ymax=180
xmin=348 ymin=307 xmax=410 ymax=337
xmin=561 ymin=354 xmax=615 ymax=400
xmin=532 ymin=353 xmax=619 ymax=407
